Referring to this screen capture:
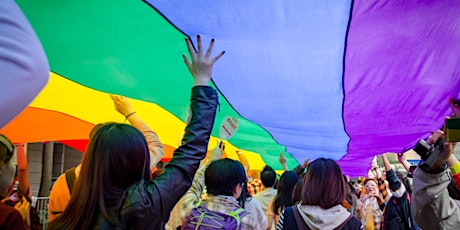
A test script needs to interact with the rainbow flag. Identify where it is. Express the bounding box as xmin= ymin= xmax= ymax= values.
xmin=2 ymin=0 xmax=459 ymax=177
